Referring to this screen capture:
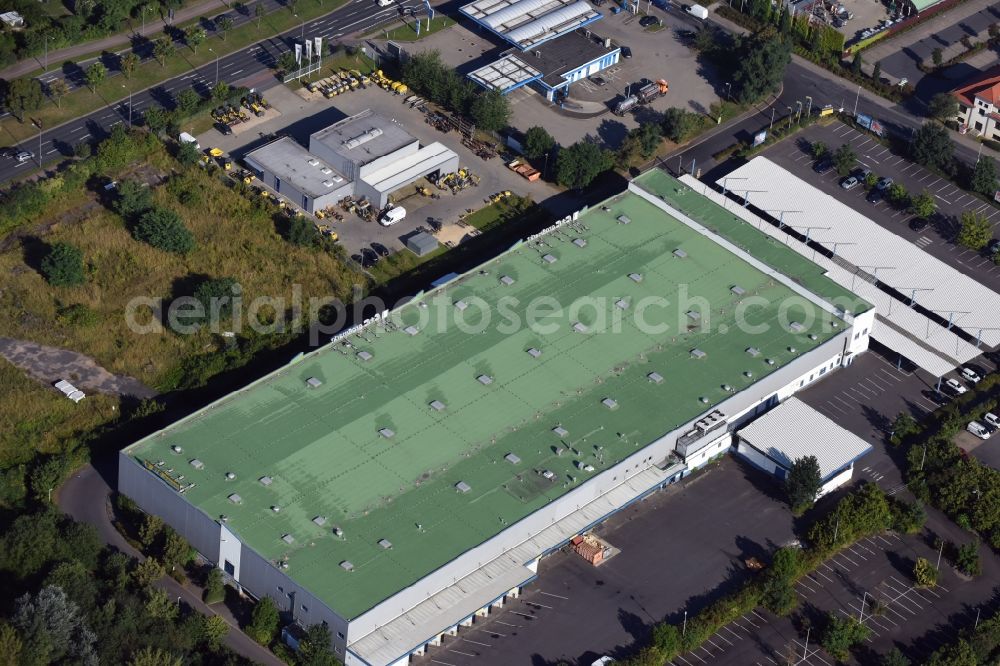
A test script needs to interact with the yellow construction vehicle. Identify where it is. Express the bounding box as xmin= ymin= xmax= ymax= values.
xmin=208 ymin=147 xmax=224 ymax=157
xmin=222 ymin=160 xmax=232 ymax=171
